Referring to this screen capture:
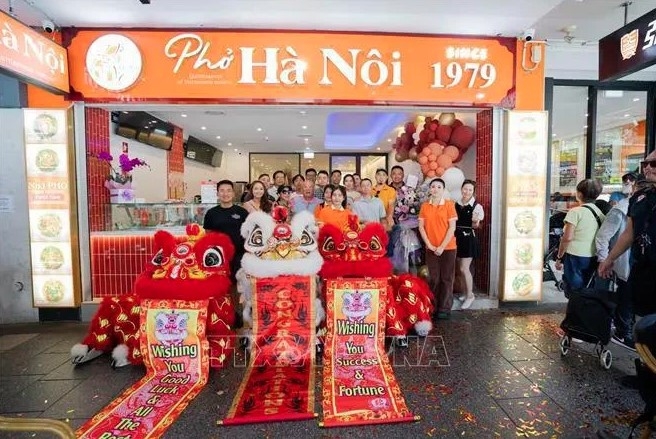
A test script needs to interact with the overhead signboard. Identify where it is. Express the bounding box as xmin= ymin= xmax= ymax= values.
xmin=599 ymin=8 xmax=656 ymax=80
xmin=66 ymin=30 xmax=517 ymax=106
xmin=0 ymin=11 xmax=69 ymax=94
